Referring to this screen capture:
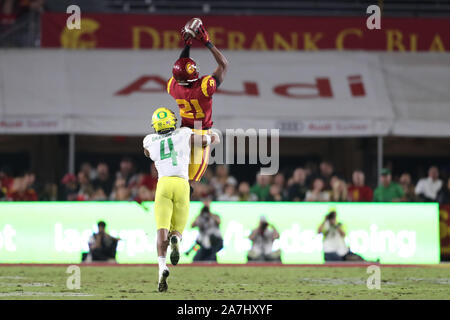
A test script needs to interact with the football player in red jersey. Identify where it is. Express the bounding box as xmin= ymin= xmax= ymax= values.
xmin=167 ymin=23 xmax=228 ymax=184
